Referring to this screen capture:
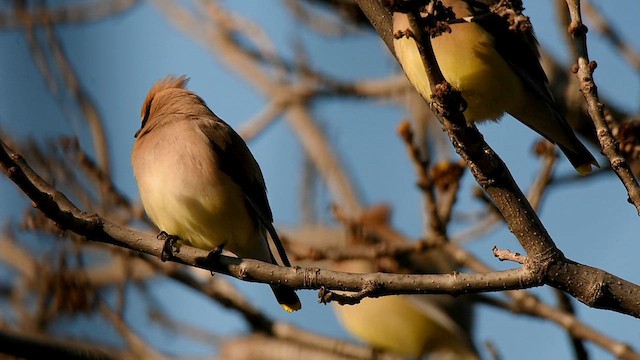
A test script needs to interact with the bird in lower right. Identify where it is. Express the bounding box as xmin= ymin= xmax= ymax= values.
xmin=332 ymin=259 xmax=478 ymax=359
